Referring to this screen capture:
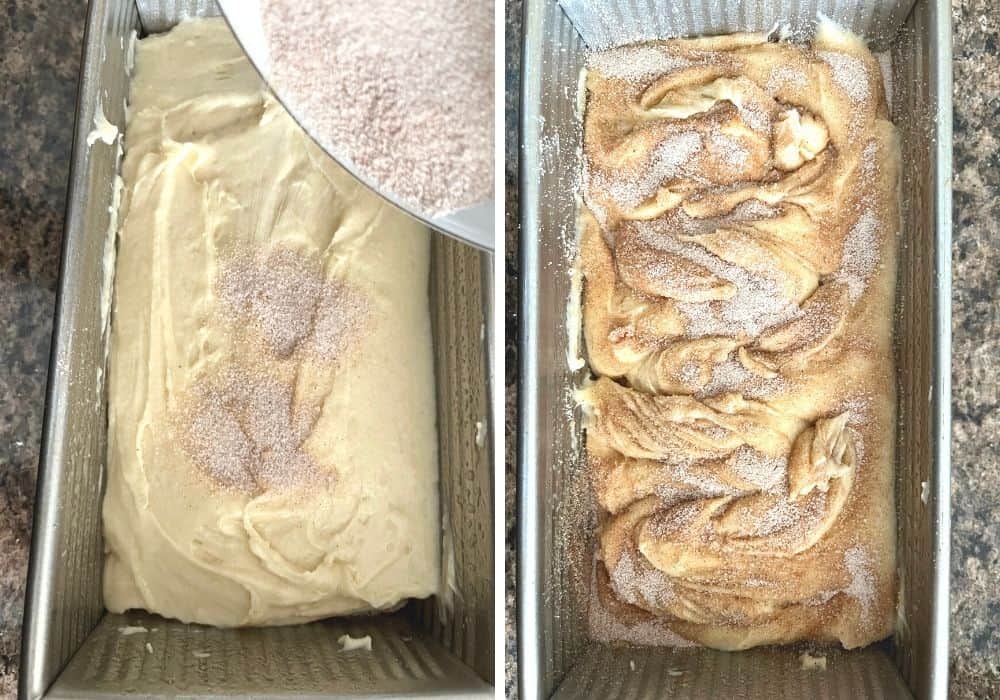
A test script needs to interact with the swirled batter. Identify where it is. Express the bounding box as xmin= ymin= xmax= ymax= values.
xmin=103 ymin=18 xmax=439 ymax=626
xmin=579 ymin=21 xmax=898 ymax=649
